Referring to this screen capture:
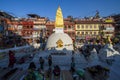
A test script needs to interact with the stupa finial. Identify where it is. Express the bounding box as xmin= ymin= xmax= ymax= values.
xmin=55 ymin=6 xmax=64 ymax=28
